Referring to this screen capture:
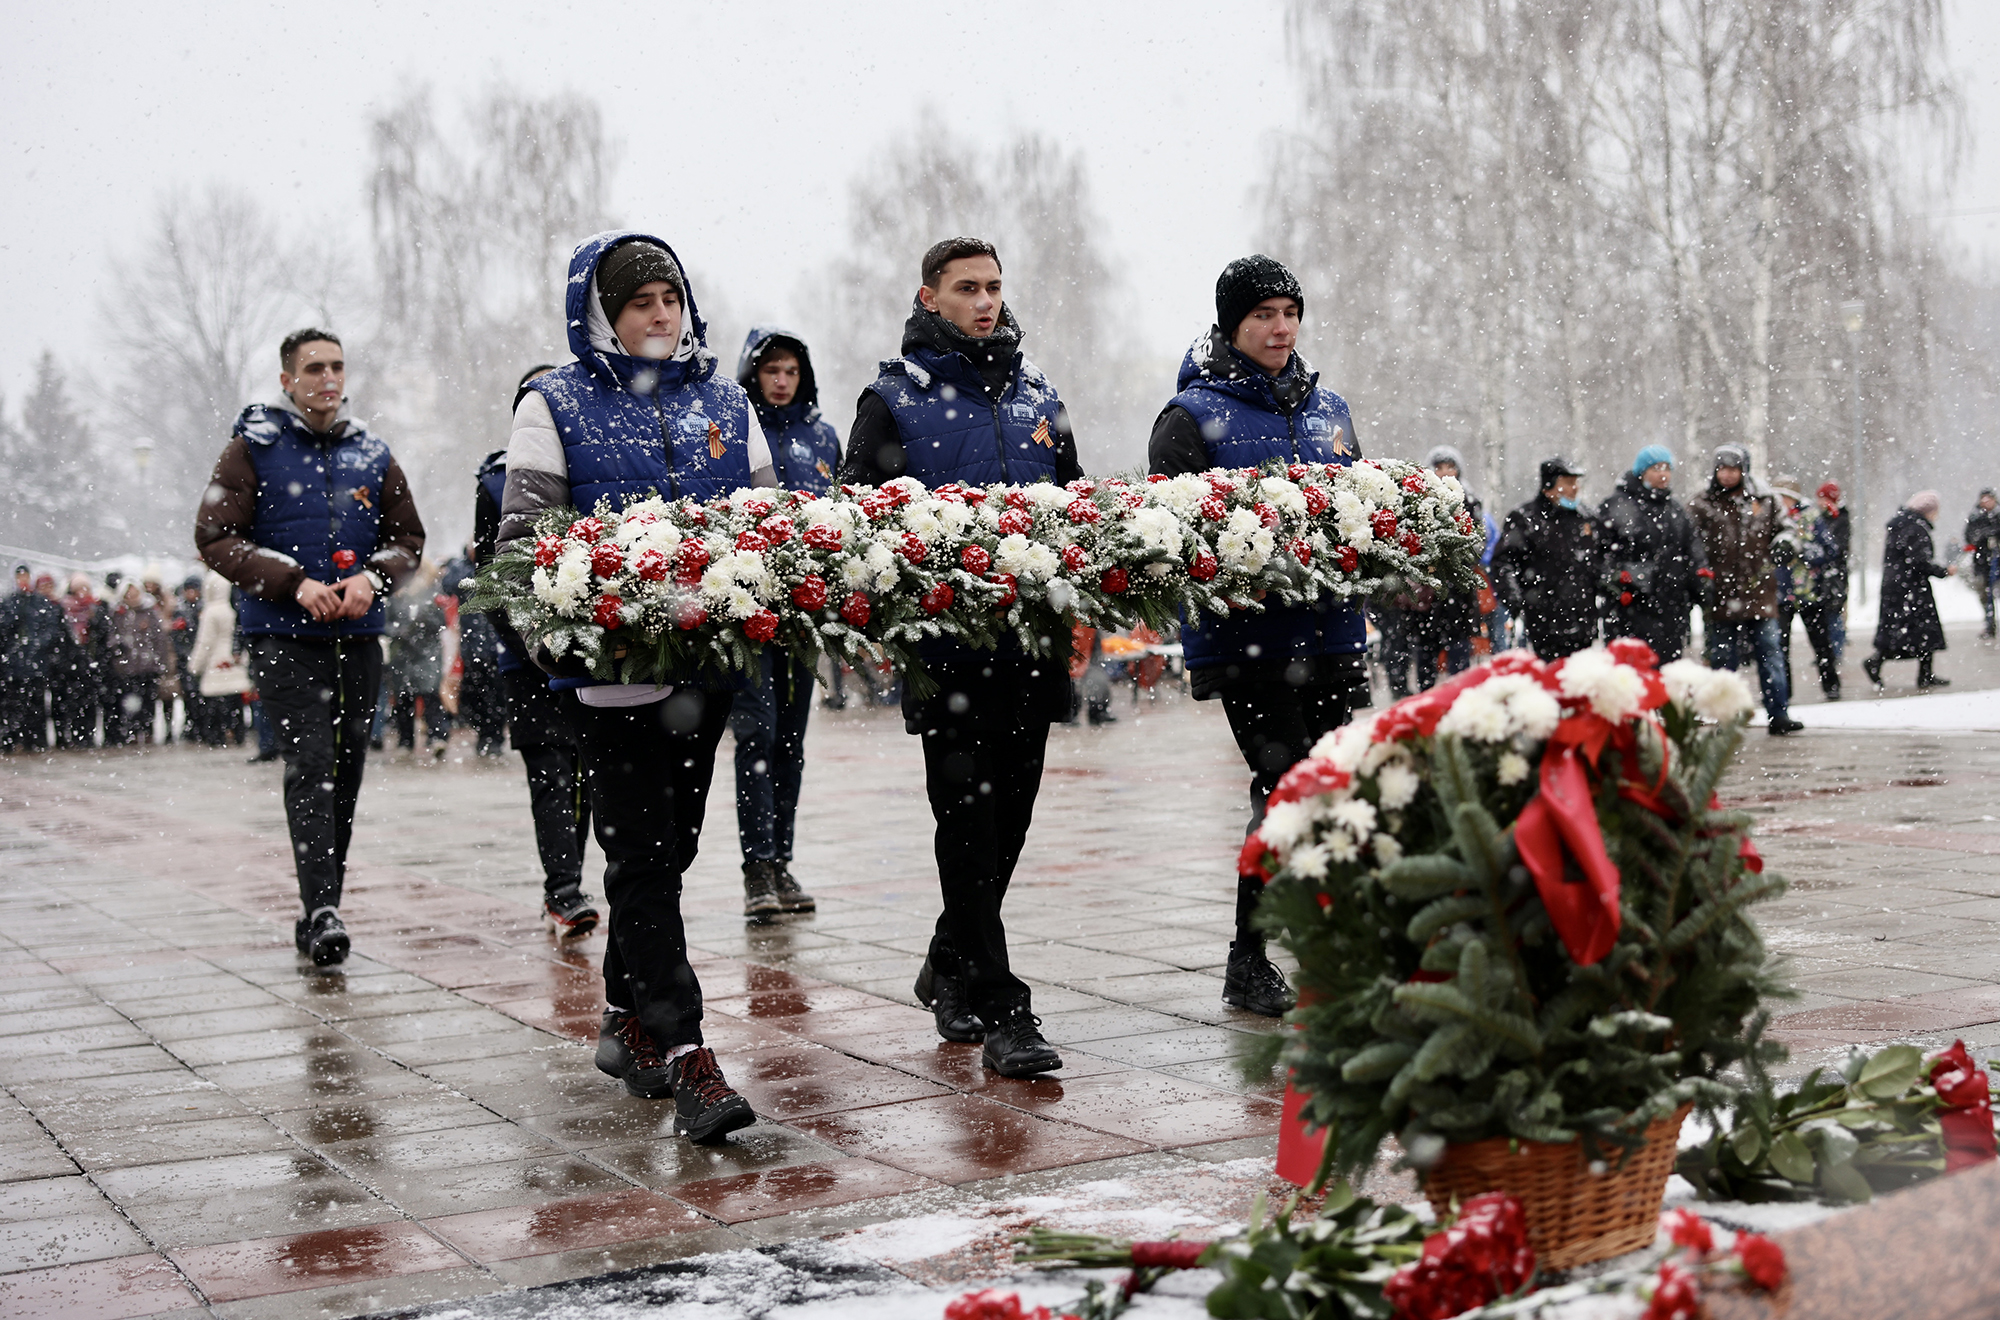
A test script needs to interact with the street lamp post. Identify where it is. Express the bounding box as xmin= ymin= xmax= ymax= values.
xmin=1840 ymin=301 xmax=1866 ymax=605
